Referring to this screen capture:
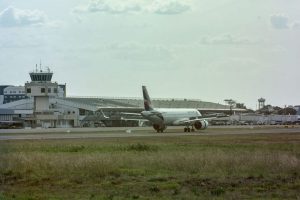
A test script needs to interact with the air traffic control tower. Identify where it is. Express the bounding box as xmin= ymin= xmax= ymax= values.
xmin=25 ymin=67 xmax=58 ymax=113
xmin=24 ymin=66 xmax=78 ymax=128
